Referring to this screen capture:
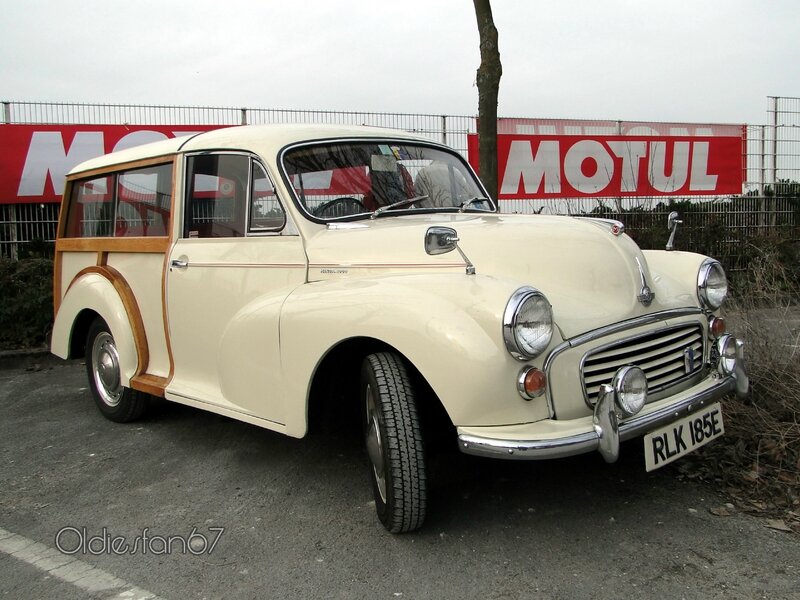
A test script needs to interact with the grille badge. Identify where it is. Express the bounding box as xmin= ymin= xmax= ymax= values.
xmin=683 ymin=346 xmax=695 ymax=374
